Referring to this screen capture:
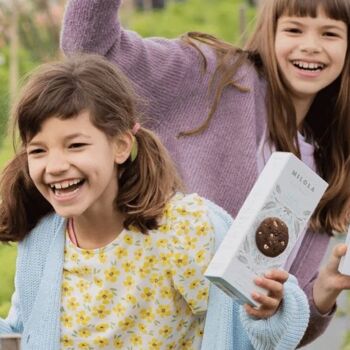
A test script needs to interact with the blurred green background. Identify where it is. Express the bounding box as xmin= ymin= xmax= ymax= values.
xmin=0 ymin=0 xmax=349 ymax=348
